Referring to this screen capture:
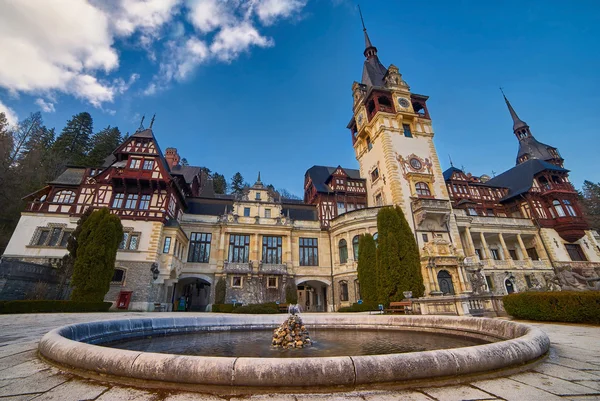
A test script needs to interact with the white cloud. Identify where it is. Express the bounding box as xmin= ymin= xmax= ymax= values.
xmin=210 ymin=23 xmax=273 ymax=62
xmin=35 ymin=98 xmax=55 ymax=113
xmin=0 ymin=0 xmax=307 ymax=105
xmin=255 ymin=0 xmax=307 ymax=25
xmin=0 ymin=100 xmax=18 ymax=126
